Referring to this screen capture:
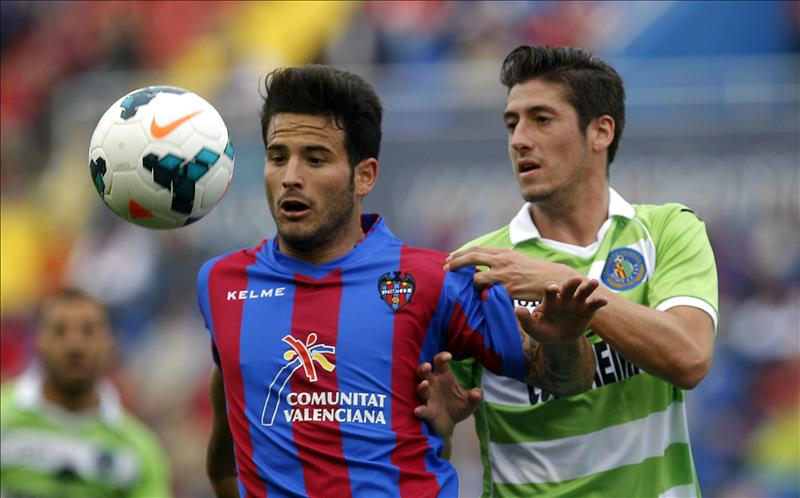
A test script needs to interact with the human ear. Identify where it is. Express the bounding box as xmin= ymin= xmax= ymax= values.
xmin=590 ymin=115 xmax=615 ymax=153
xmin=354 ymin=158 xmax=379 ymax=197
